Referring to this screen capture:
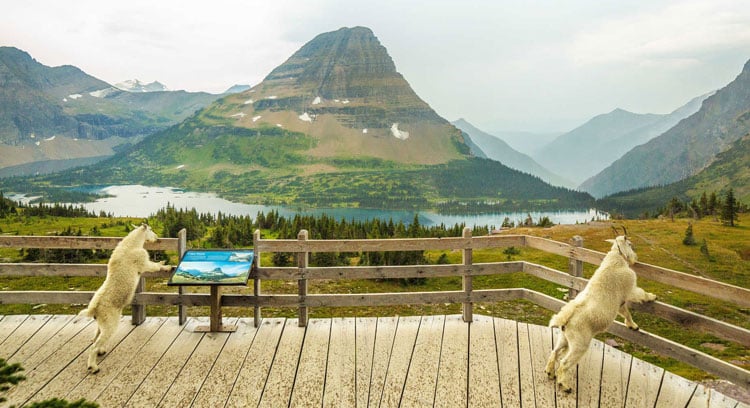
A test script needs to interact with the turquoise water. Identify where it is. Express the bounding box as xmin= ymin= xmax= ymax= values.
xmin=23 ymin=185 xmax=606 ymax=227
